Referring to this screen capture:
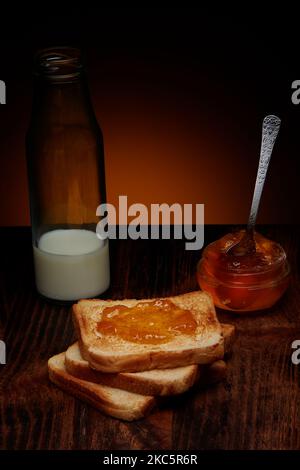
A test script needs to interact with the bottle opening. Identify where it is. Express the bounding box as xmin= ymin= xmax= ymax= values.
xmin=35 ymin=47 xmax=83 ymax=82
